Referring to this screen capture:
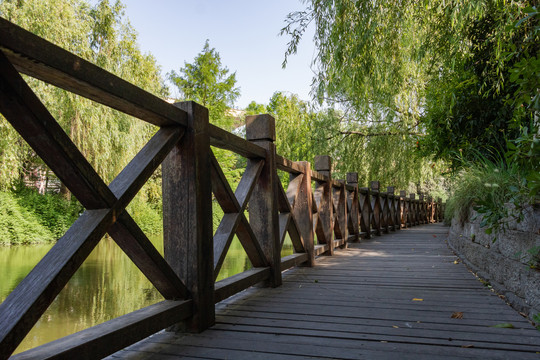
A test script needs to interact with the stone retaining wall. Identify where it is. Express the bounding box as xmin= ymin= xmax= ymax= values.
xmin=447 ymin=205 xmax=540 ymax=321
